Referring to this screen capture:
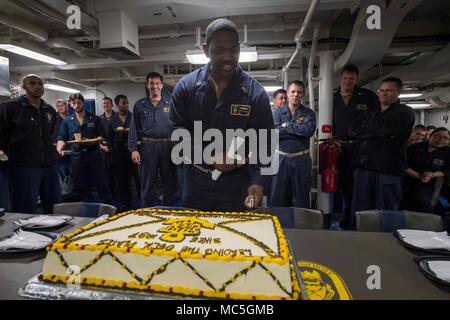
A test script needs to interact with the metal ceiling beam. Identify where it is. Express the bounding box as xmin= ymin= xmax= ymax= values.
xmin=334 ymin=0 xmax=424 ymax=73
